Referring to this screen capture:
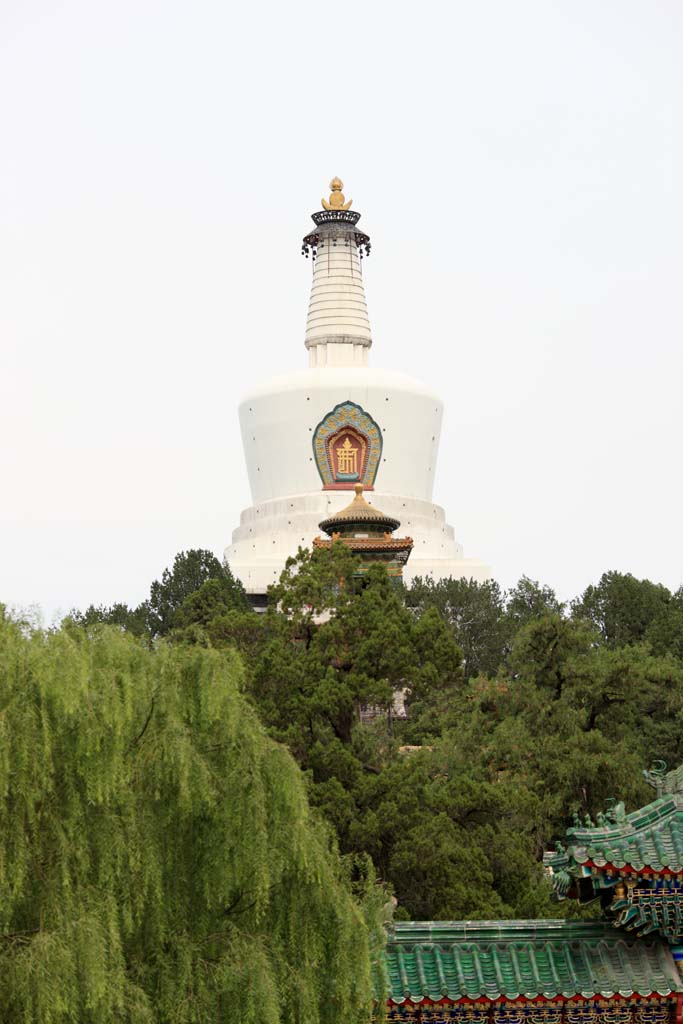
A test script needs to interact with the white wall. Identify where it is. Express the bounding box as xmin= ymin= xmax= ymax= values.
xmin=239 ymin=366 xmax=444 ymax=505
